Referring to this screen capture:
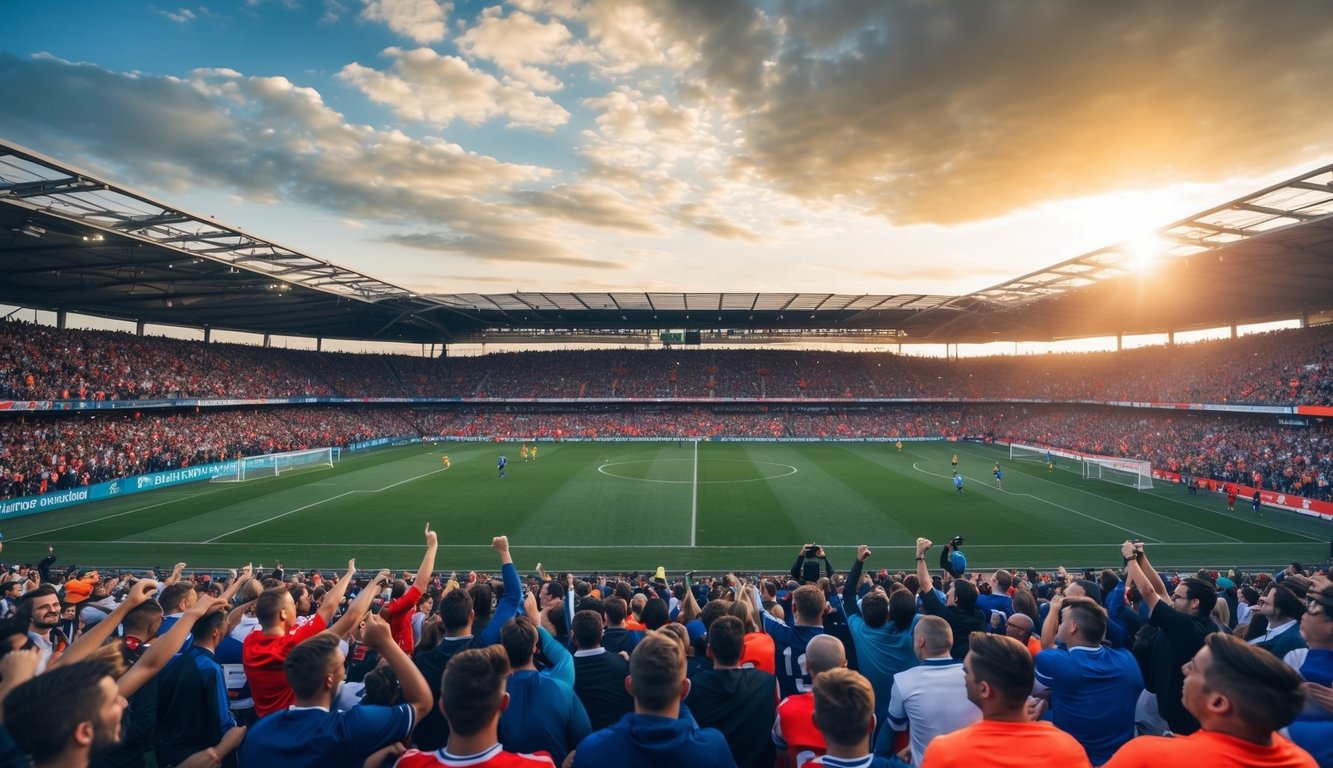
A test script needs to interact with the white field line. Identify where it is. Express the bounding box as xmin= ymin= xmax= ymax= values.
xmin=912 ymin=462 xmax=1161 ymax=543
xmin=47 ymin=541 xmax=1312 ymax=550
xmin=691 ymin=440 xmax=699 ymax=547
xmin=204 ymin=467 xmax=447 ymax=543
xmin=7 ymin=486 xmax=231 ymax=542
